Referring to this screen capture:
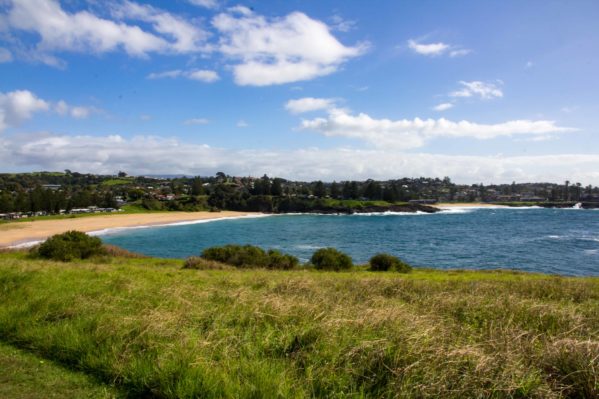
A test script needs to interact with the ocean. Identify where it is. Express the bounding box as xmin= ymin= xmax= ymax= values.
xmin=101 ymin=207 xmax=599 ymax=276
